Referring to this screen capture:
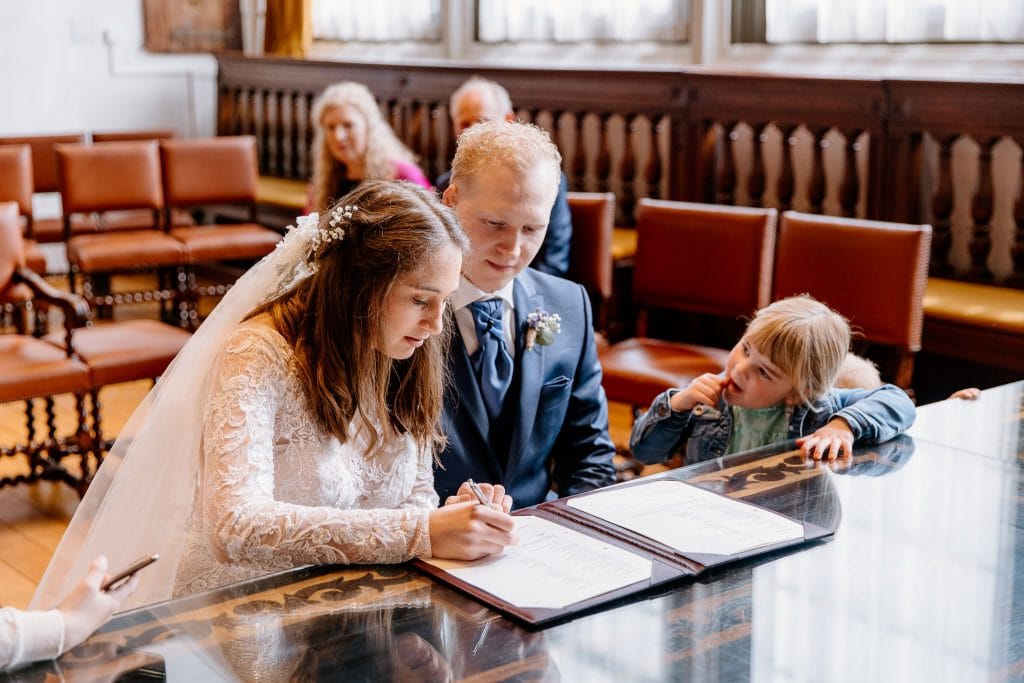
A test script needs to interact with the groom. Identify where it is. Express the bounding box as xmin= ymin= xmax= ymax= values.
xmin=435 ymin=119 xmax=616 ymax=509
